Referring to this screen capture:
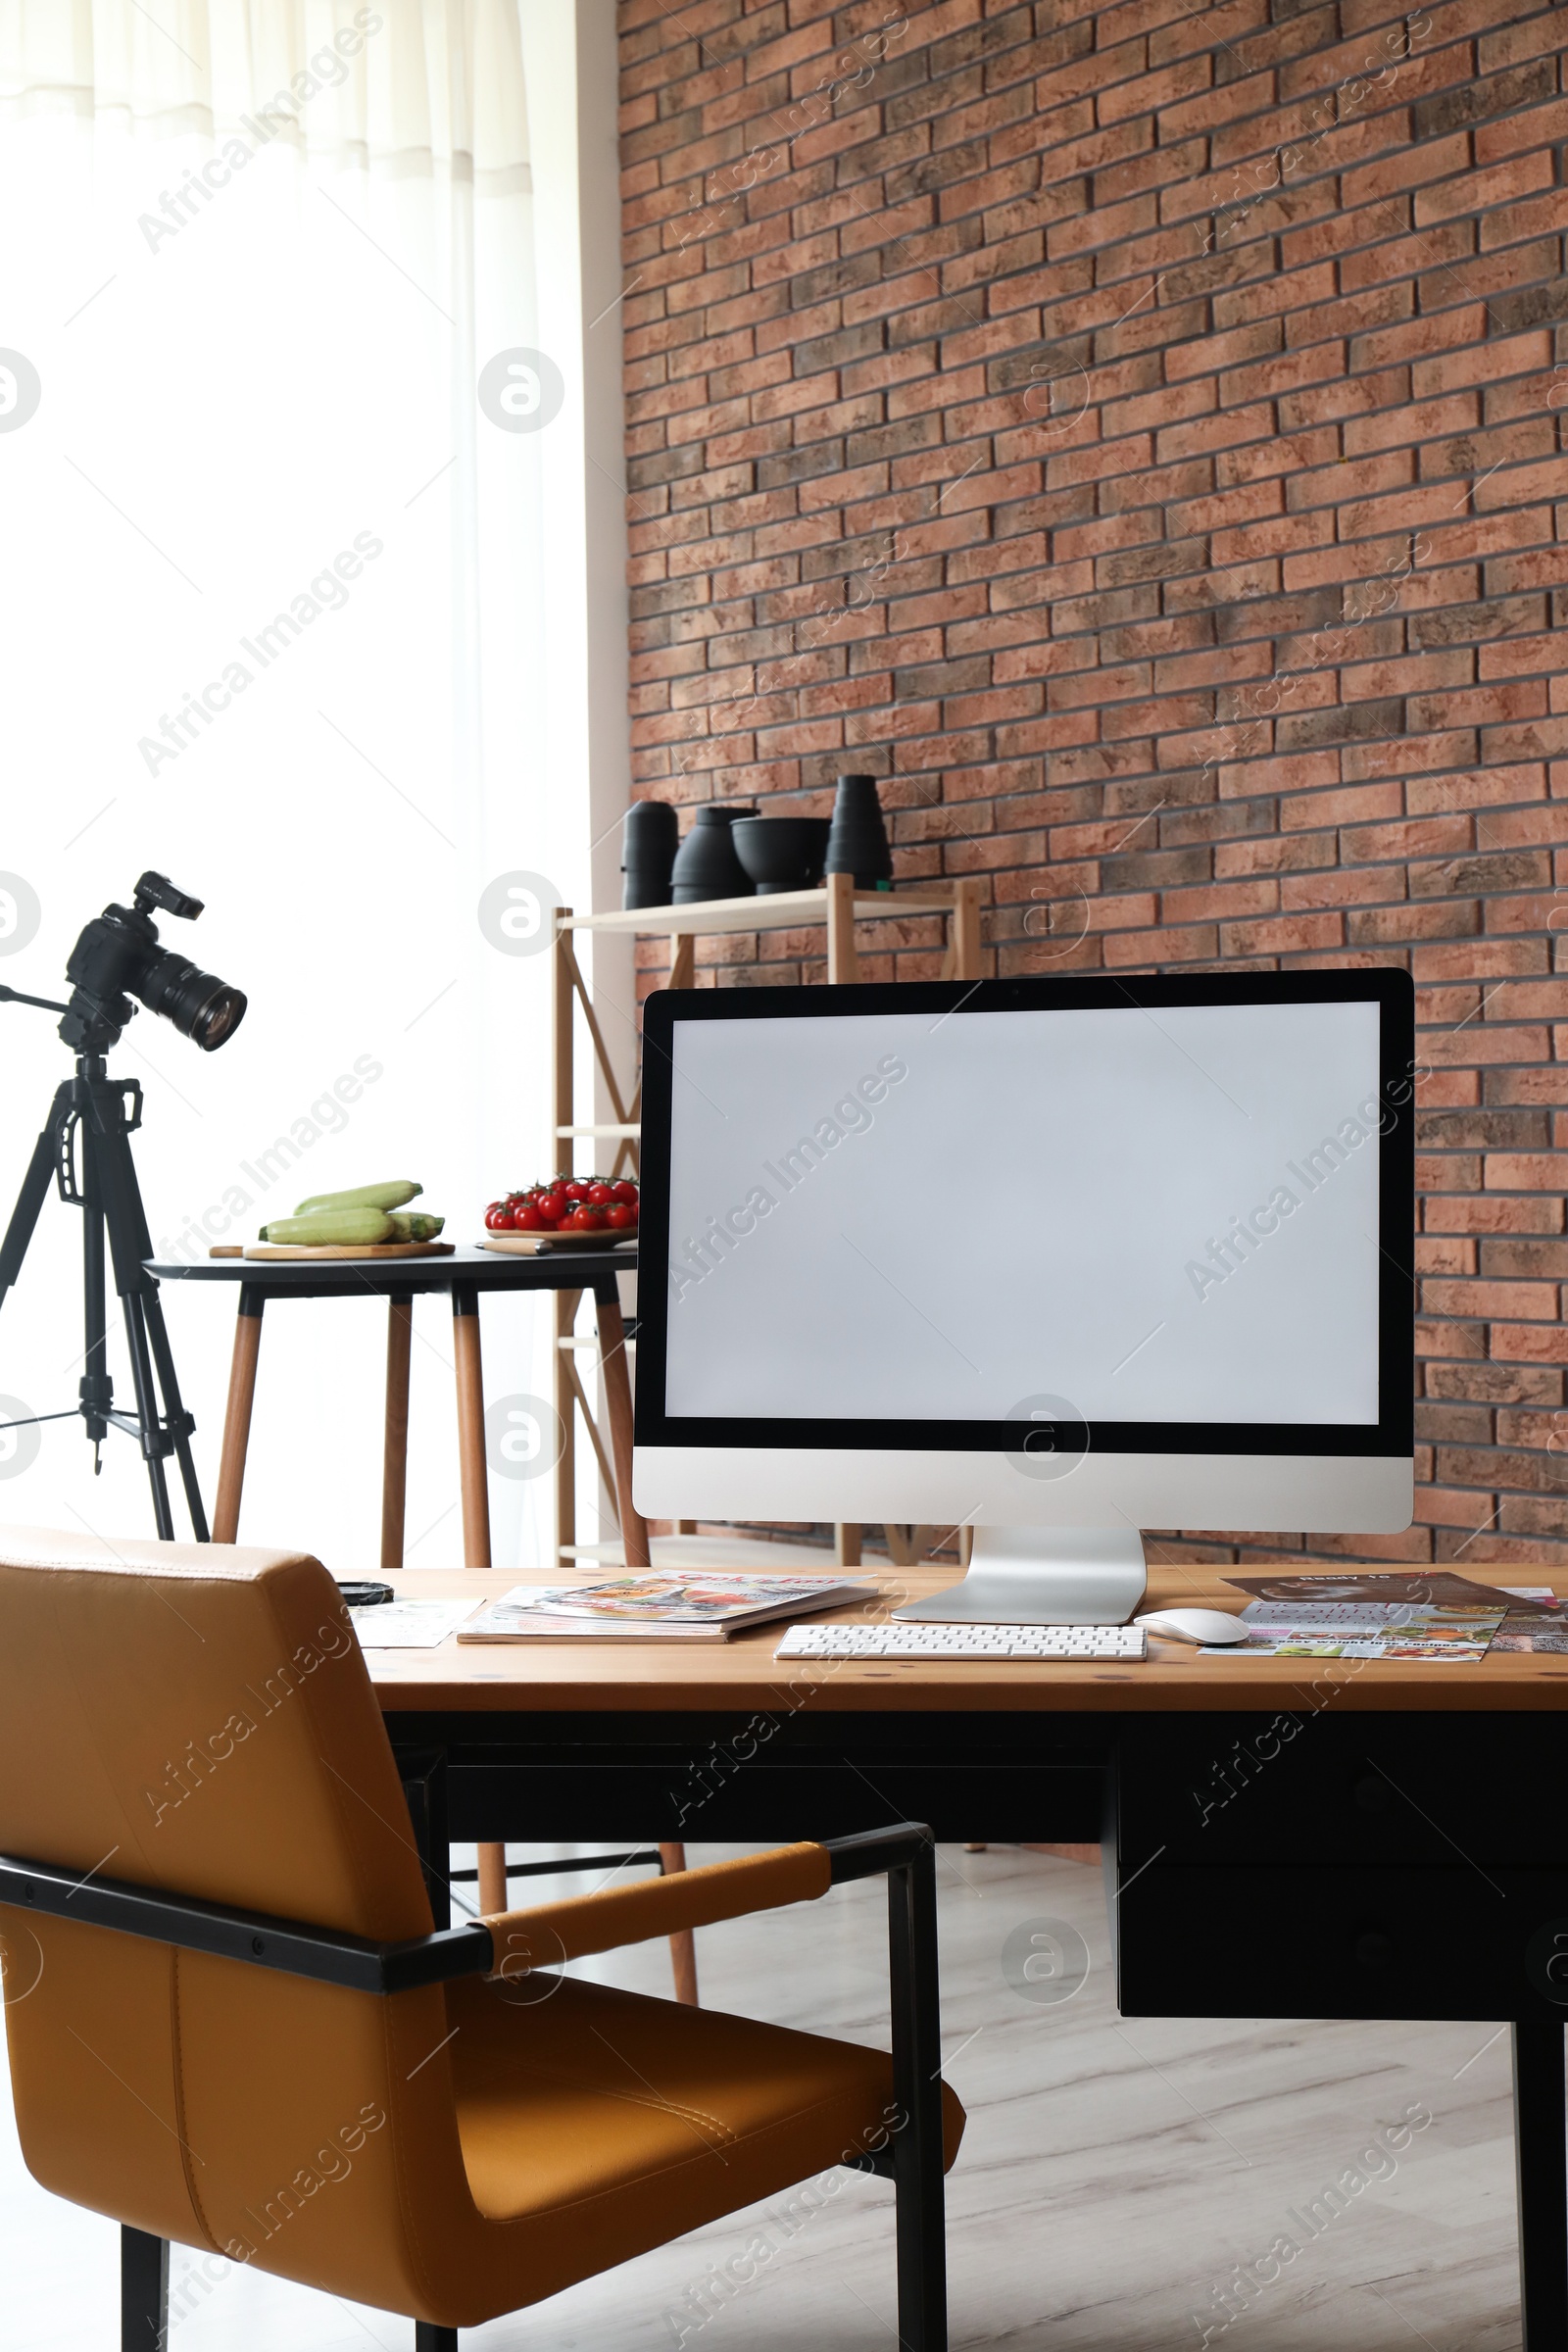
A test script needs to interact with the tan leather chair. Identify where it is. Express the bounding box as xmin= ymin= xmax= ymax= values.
xmin=0 ymin=1528 xmax=963 ymax=2349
